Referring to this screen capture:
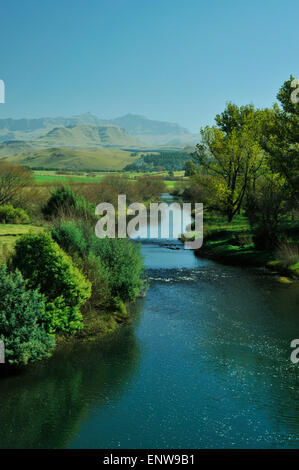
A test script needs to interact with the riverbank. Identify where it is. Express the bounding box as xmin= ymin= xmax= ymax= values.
xmin=55 ymin=304 xmax=131 ymax=346
xmin=182 ymin=213 xmax=299 ymax=280
xmin=0 ymin=222 xmax=146 ymax=364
